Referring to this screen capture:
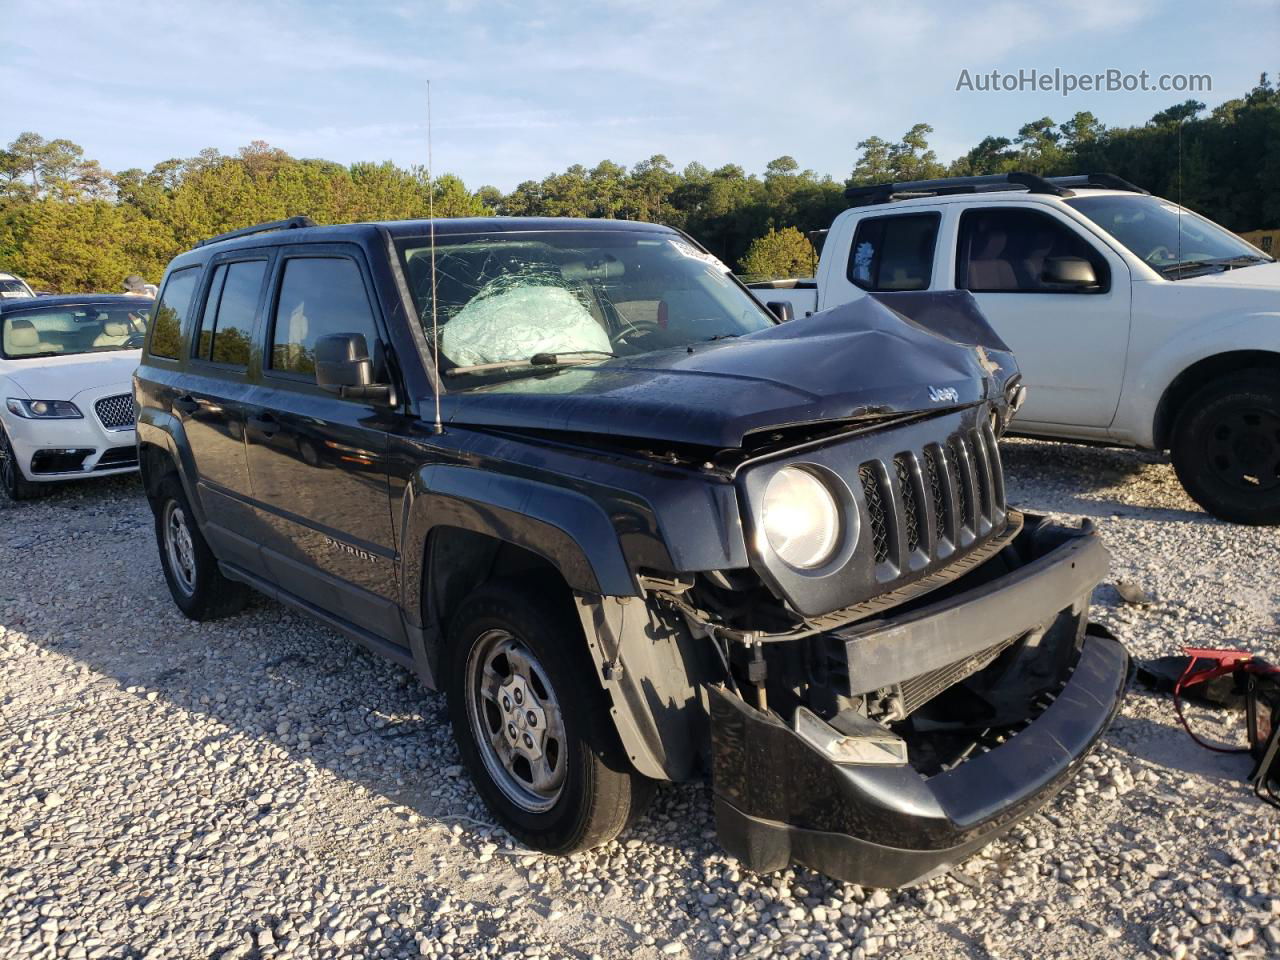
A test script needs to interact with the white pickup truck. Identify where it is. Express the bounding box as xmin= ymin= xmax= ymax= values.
xmin=748 ymin=172 xmax=1280 ymax=524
